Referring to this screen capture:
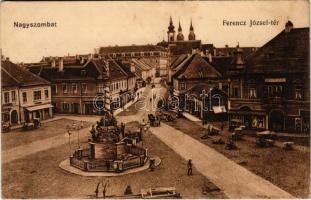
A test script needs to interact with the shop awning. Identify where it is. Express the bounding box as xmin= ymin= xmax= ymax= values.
xmin=26 ymin=104 xmax=53 ymax=112
xmin=213 ymin=106 xmax=226 ymax=114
